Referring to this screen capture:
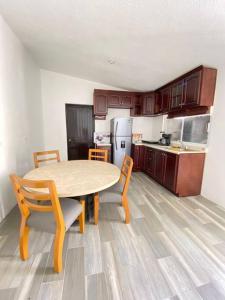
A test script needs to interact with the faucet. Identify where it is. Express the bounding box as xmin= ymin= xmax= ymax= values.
xmin=179 ymin=140 xmax=188 ymax=150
